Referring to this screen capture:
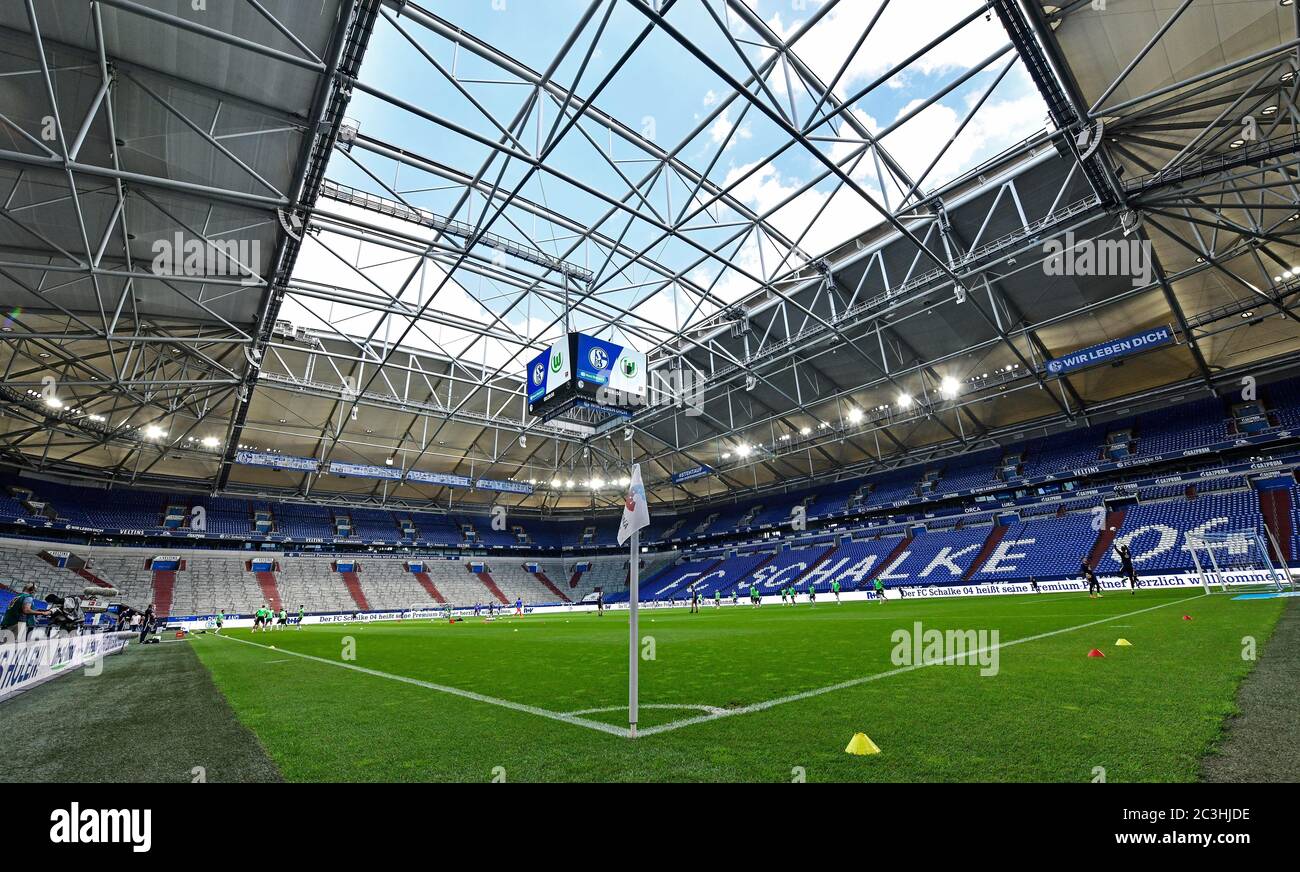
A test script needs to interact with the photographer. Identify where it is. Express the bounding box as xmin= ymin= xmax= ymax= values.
xmin=1 ymin=583 xmax=51 ymax=641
